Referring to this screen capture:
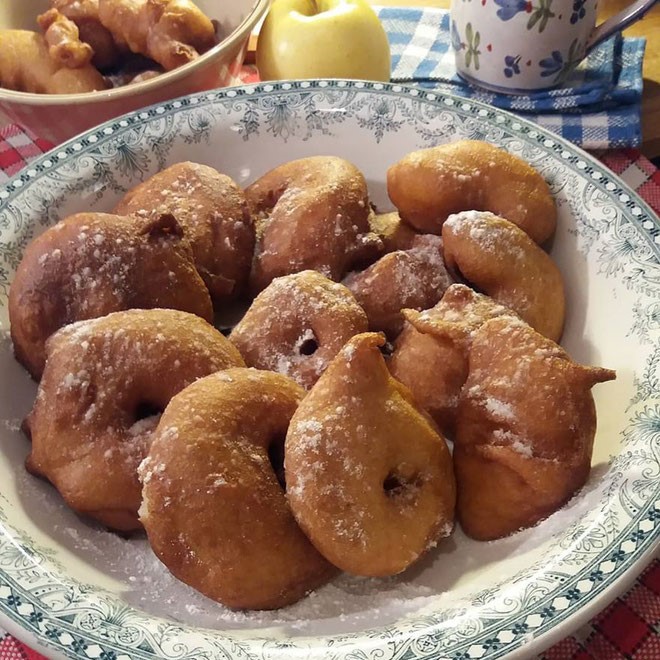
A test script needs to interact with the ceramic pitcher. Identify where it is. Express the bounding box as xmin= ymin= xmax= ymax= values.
xmin=450 ymin=0 xmax=658 ymax=92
